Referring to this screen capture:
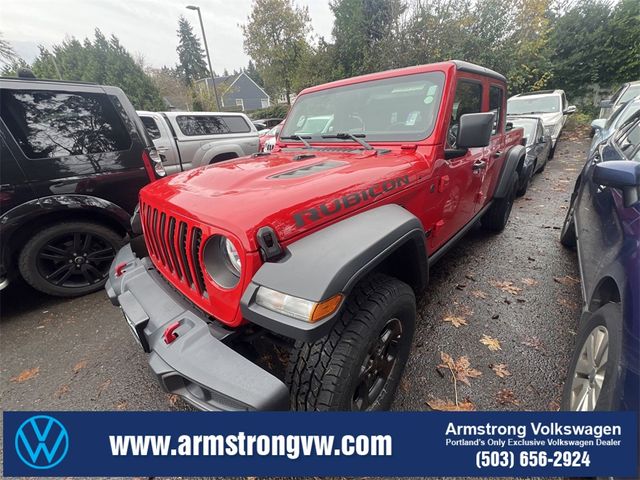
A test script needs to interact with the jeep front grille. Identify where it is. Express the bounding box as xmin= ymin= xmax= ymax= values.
xmin=140 ymin=202 xmax=208 ymax=298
